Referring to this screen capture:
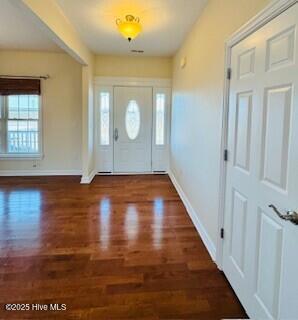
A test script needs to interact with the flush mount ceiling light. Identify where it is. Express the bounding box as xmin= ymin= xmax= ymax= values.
xmin=116 ymin=15 xmax=142 ymax=42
